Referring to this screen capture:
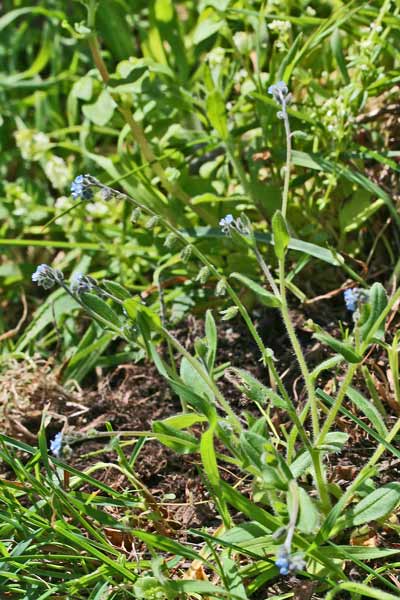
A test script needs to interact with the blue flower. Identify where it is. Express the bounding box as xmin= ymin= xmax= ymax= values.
xmin=70 ymin=175 xmax=93 ymax=200
xmin=275 ymin=546 xmax=305 ymax=576
xmin=219 ymin=214 xmax=235 ymax=234
xmin=344 ymin=288 xmax=358 ymax=312
xmin=50 ymin=432 xmax=63 ymax=457
xmin=275 ymin=551 xmax=290 ymax=575
xmin=32 ymin=264 xmax=63 ymax=289
xmin=70 ymin=272 xmax=96 ymax=295
xmin=268 ymin=80 xmax=289 ymax=101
